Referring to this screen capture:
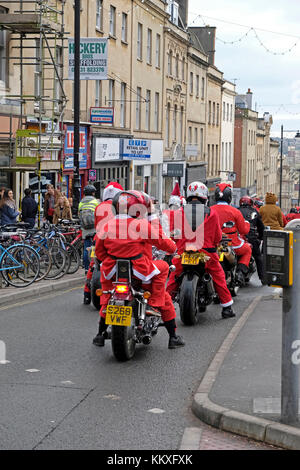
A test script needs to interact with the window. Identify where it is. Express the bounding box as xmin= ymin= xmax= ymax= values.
xmin=147 ymin=29 xmax=152 ymax=64
xmin=212 ymin=102 xmax=215 ymax=125
xmin=154 ymin=92 xmax=159 ymax=132
xmin=137 ymin=23 xmax=143 ymax=60
xmin=194 ymin=128 xmax=198 ymax=145
xmin=208 ymin=101 xmax=211 ymax=124
xmin=212 ymin=145 xmax=215 ymax=175
xmin=168 ymin=51 xmax=173 ymax=75
xmin=196 ymin=75 xmax=199 ymax=97
xmin=230 ymin=104 xmax=233 ymax=122
xmin=95 ymin=80 xmax=102 ymax=107
xmin=229 ymin=142 xmax=232 ymax=166
xmin=190 ymin=72 xmax=194 ymax=94
xmin=120 ymin=82 xmax=126 ymax=128
xmin=179 ymin=107 xmax=184 ymax=145
xmin=34 ymin=39 xmax=43 ymax=110
xmin=121 ymin=13 xmax=128 ymax=42
xmin=188 ymin=126 xmax=192 ymax=144
xmin=182 ymin=58 xmax=185 ymax=81
xmin=136 ymin=87 xmax=141 ymax=130
xmin=223 ymin=102 xmax=226 ymax=121
xmin=155 ymin=34 xmax=161 ymax=68
xmin=216 ymin=103 xmax=219 ymax=126
xmin=54 ymin=46 xmax=62 ymax=113
xmin=222 ymin=143 xmax=224 ymax=170
xmin=227 ymin=103 xmax=229 ymax=121
xmin=208 ymin=144 xmax=211 ymax=174
xmin=166 ymin=103 xmax=170 ymax=148
xmin=109 ymin=6 xmax=116 ymax=37
xmin=200 ymin=128 xmax=203 ymax=157
xmin=96 ymin=0 xmax=103 ymax=30
xmin=173 ymin=105 xmax=177 ymax=142
xmin=201 ymin=77 xmax=205 ymax=99
xmin=108 ymin=79 xmax=115 ymax=107
xmin=145 ymin=90 xmax=151 ymax=131
xmin=175 ymin=54 xmax=179 ymax=79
